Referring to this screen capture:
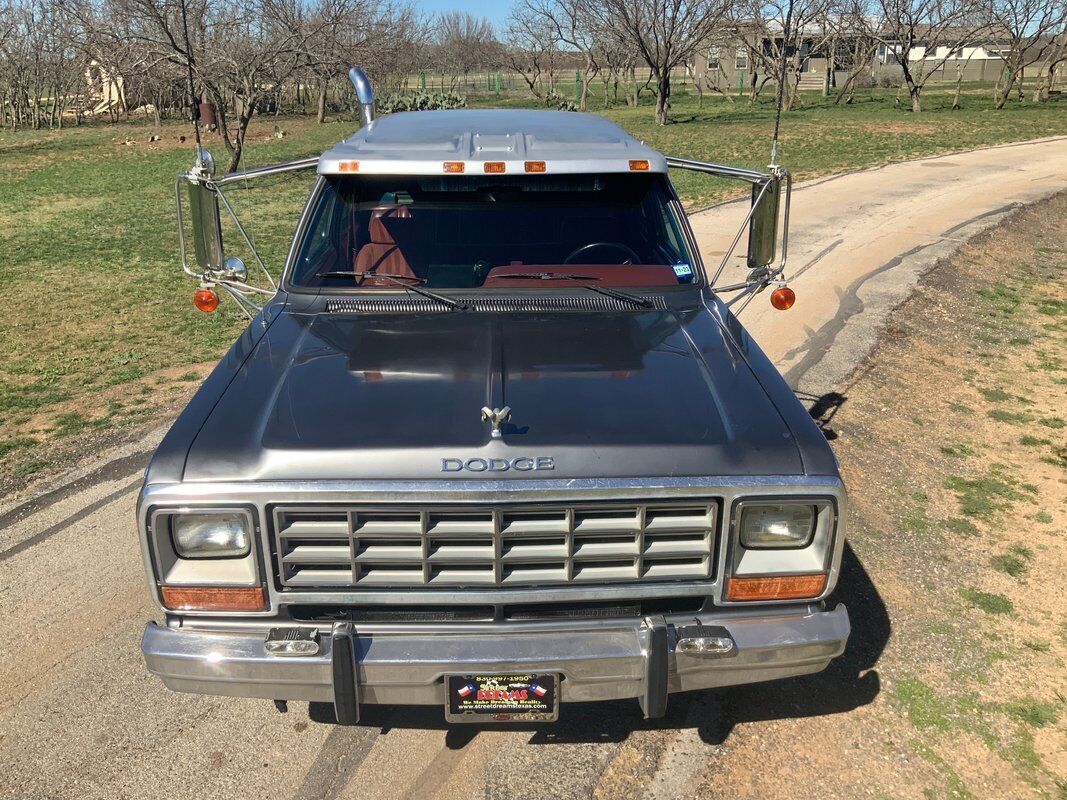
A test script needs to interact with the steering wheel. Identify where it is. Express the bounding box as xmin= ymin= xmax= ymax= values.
xmin=563 ymin=241 xmax=641 ymax=265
